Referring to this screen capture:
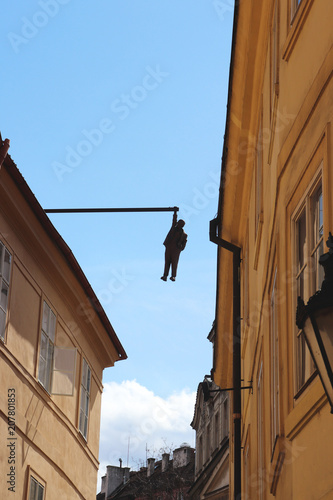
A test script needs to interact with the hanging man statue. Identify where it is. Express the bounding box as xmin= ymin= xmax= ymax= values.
xmin=161 ymin=212 xmax=187 ymax=282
